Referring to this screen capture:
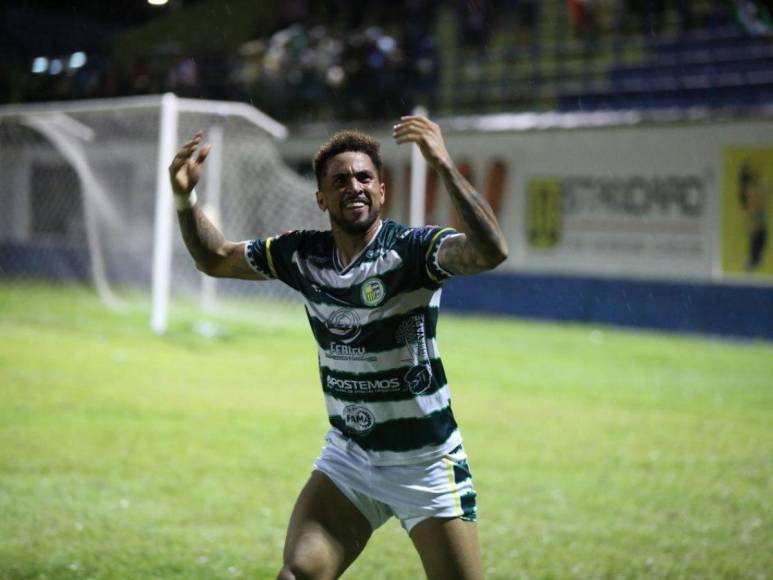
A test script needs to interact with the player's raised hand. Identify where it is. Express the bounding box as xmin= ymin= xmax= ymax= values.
xmin=392 ymin=116 xmax=452 ymax=171
xmin=169 ymin=132 xmax=211 ymax=196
